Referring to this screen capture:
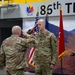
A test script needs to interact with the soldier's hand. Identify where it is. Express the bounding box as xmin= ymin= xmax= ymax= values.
xmin=27 ymin=29 xmax=32 ymax=34
xmin=22 ymin=30 xmax=30 ymax=37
